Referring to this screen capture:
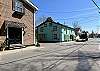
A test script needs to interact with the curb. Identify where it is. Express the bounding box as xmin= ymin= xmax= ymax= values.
xmin=0 ymin=46 xmax=44 ymax=55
